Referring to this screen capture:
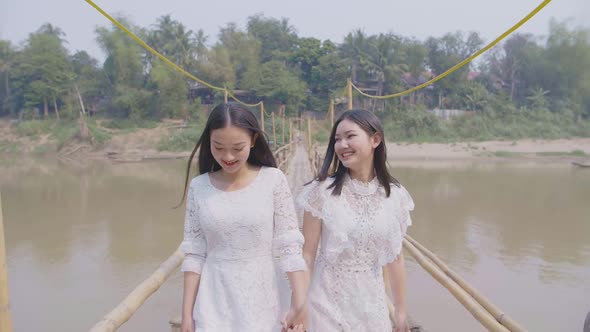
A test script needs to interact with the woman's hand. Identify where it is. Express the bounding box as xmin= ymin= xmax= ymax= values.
xmin=394 ymin=309 xmax=409 ymax=332
xmin=181 ymin=315 xmax=195 ymax=332
xmin=281 ymin=304 xmax=307 ymax=332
